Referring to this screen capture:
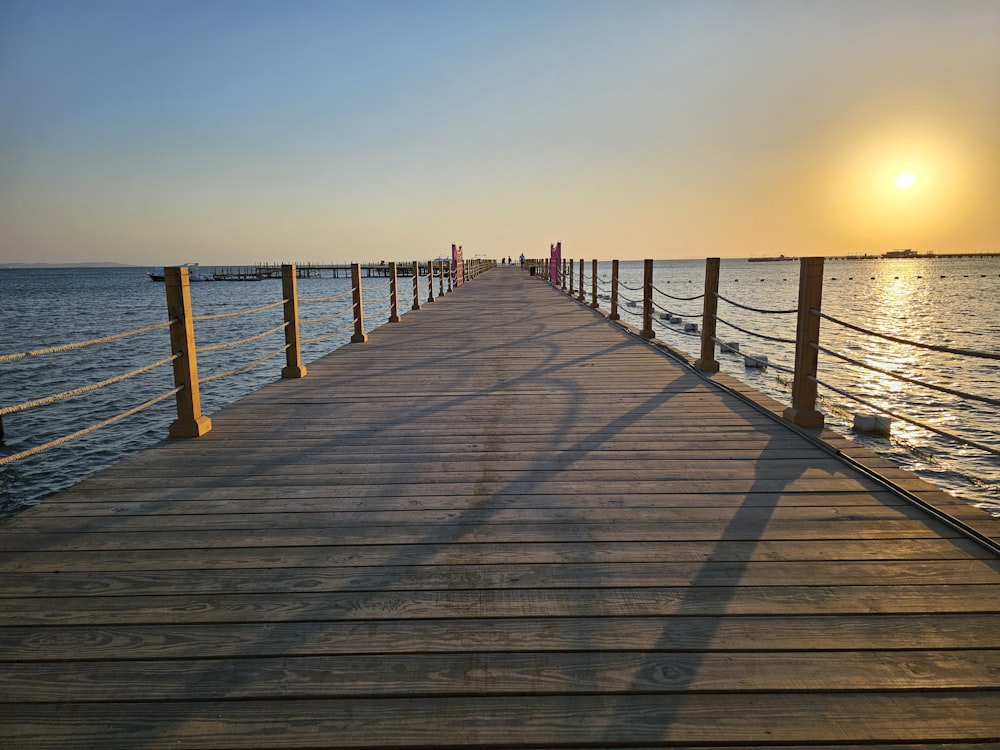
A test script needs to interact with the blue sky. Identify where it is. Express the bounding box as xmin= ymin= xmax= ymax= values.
xmin=1 ymin=0 xmax=997 ymax=264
